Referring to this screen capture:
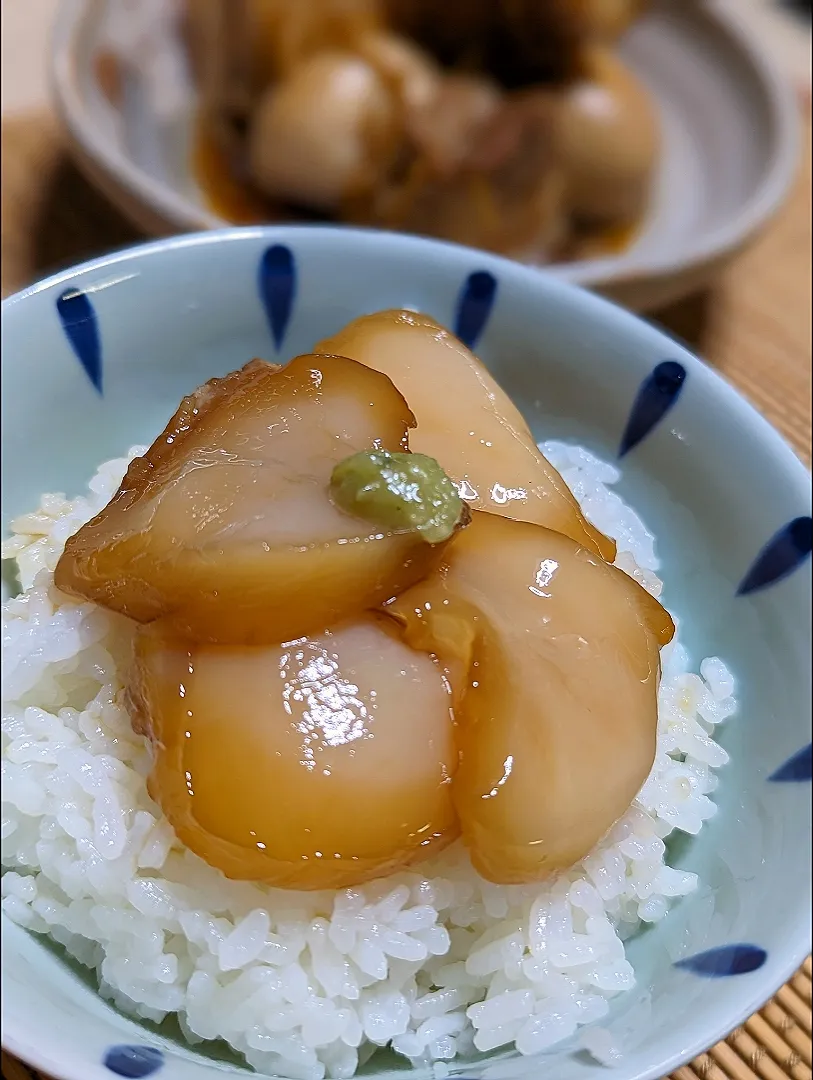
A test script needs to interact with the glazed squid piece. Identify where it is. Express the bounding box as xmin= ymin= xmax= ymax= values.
xmin=55 ymin=354 xmax=466 ymax=644
xmin=318 ymin=309 xmax=615 ymax=560
xmin=387 ymin=511 xmax=673 ymax=883
xmin=55 ymin=310 xmax=673 ymax=892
